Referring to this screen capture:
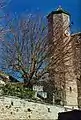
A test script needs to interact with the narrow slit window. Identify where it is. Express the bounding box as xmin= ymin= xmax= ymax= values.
xmin=70 ymin=87 xmax=72 ymax=92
